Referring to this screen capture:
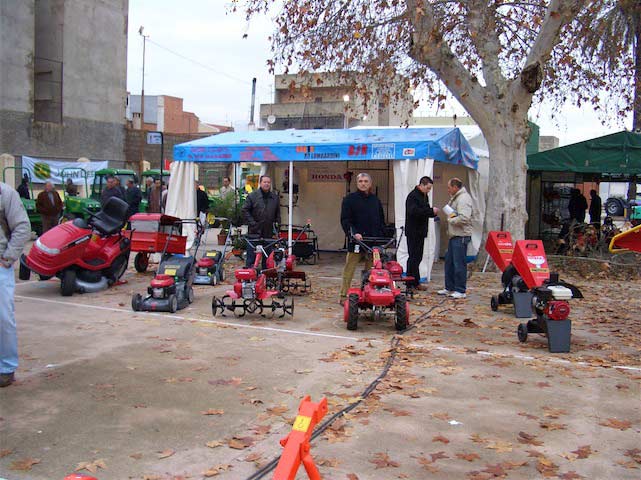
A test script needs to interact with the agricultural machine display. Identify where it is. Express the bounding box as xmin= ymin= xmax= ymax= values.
xmin=211 ymin=236 xmax=294 ymax=318
xmin=193 ymin=217 xmax=232 ymax=286
xmin=265 ymin=223 xmax=315 ymax=293
xmin=19 ymin=197 xmax=131 ymax=296
xmin=277 ymin=223 xmax=319 ymax=264
xmin=59 ymin=167 xmax=102 ymax=222
xmin=131 ymin=219 xmax=204 ymax=313
xmin=486 ymin=231 xmax=583 ymax=352
xmin=344 ymin=236 xmax=409 ymax=332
